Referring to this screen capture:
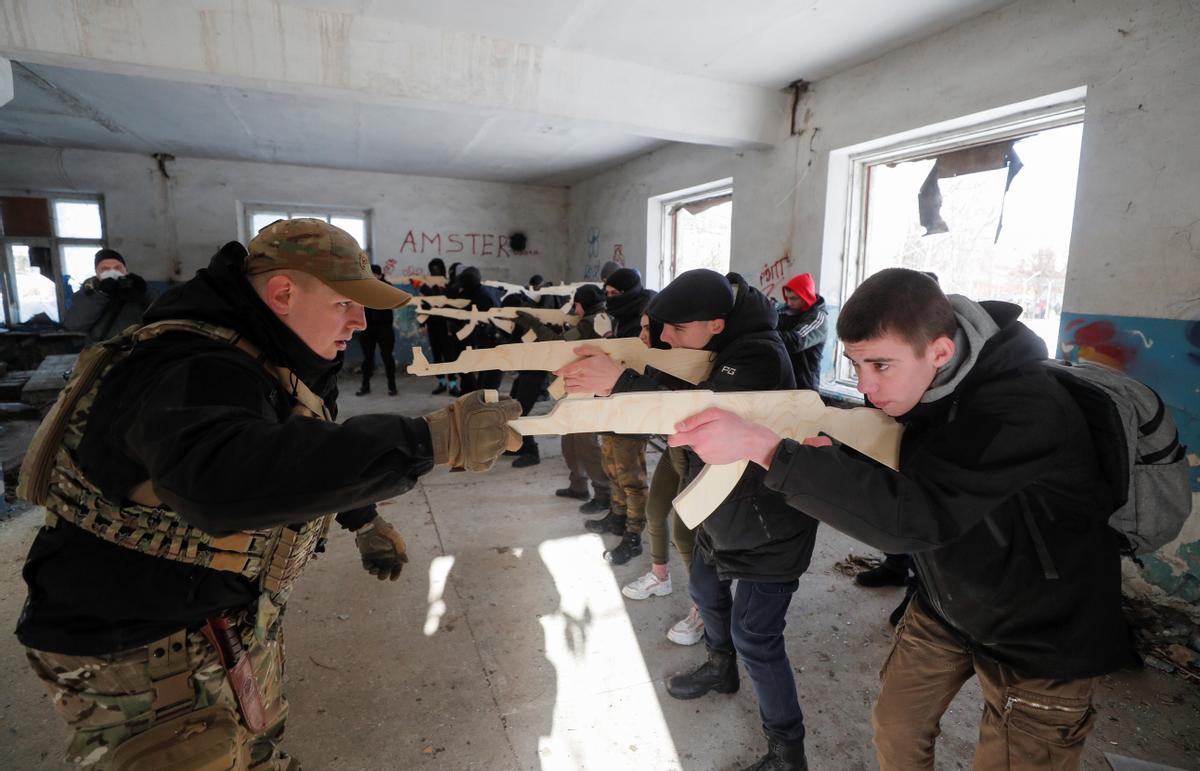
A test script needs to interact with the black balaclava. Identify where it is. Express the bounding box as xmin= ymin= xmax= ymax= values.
xmin=573 ymin=284 xmax=606 ymax=314
xmin=429 ymin=258 xmax=447 ymax=277
xmin=604 ymin=267 xmax=642 ymax=294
